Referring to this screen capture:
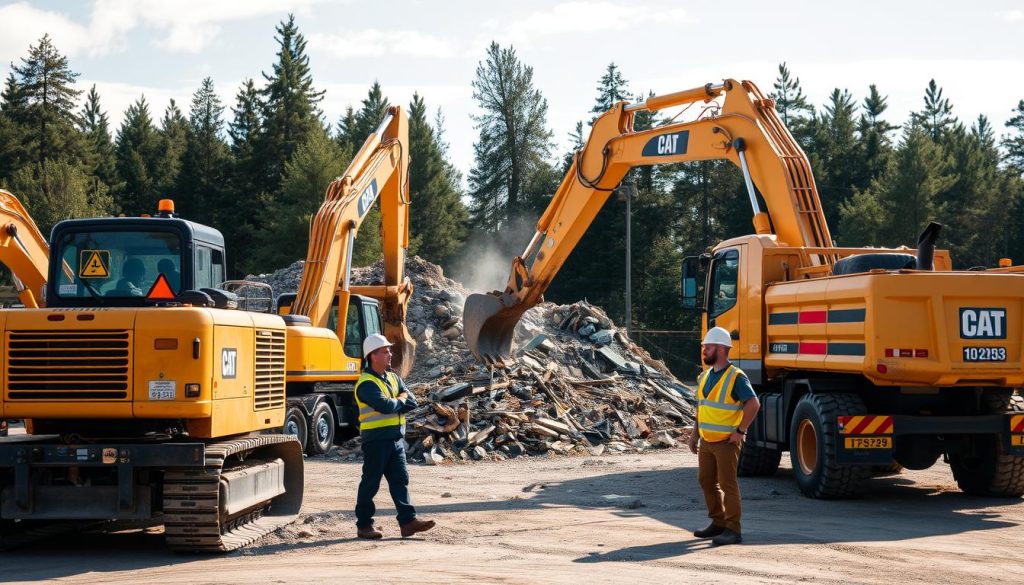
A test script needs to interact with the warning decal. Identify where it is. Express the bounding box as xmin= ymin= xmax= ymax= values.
xmin=79 ymin=250 xmax=110 ymax=278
